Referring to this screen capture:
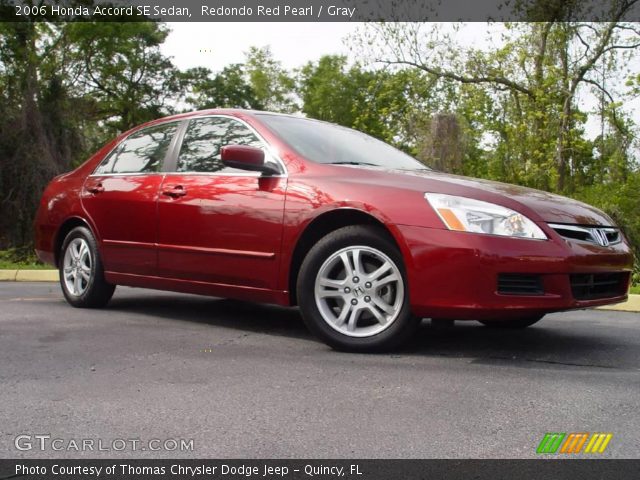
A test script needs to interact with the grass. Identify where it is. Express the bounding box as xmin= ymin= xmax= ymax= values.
xmin=0 ymin=249 xmax=50 ymax=270
xmin=631 ymin=285 xmax=640 ymax=295
xmin=0 ymin=260 xmax=51 ymax=270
